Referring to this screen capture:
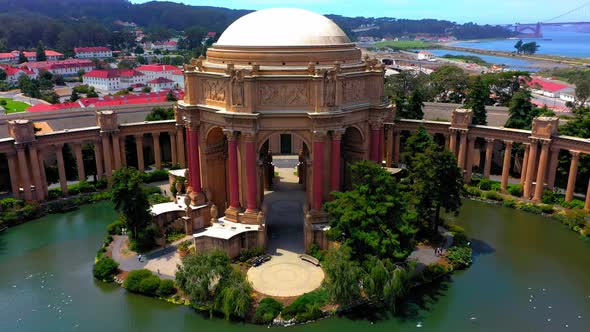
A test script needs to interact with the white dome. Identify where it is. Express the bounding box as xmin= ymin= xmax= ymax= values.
xmin=215 ymin=8 xmax=352 ymax=47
